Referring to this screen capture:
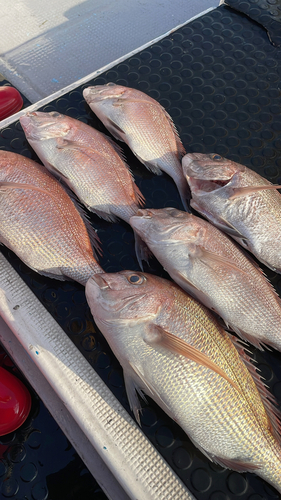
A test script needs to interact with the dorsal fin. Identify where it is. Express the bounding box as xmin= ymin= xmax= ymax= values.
xmin=60 ymin=183 xmax=102 ymax=259
xmin=231 ymin=335 xmax=281 ymax=445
